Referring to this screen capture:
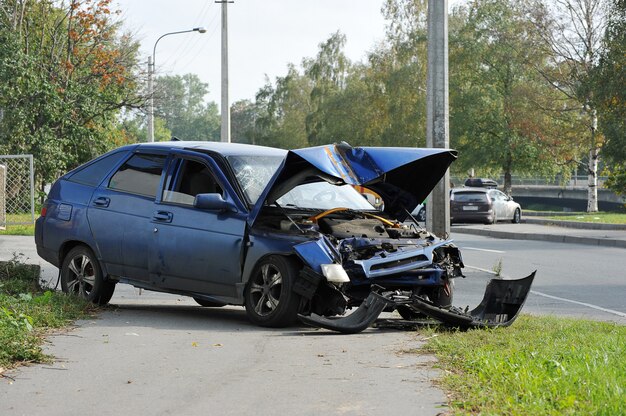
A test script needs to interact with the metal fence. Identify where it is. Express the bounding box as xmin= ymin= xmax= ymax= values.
xmin=0 ymin=155 xmax=35 ymax=228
